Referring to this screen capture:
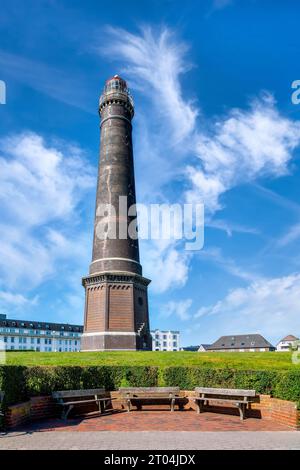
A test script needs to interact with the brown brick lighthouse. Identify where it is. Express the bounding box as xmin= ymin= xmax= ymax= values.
xmin=81 ymin=75 xmax=152 ymax=351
